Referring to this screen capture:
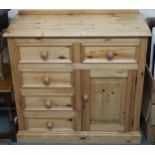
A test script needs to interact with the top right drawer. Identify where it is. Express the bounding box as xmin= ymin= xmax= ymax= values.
xmin=82 ymin=45 xmax=139 ymax=64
